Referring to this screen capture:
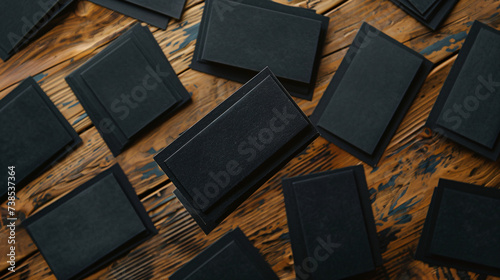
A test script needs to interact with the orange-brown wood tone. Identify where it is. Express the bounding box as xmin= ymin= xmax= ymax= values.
xmin=1 ymin=0 xmax=499 ymax=279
